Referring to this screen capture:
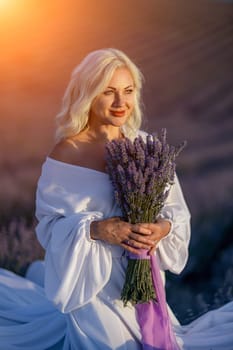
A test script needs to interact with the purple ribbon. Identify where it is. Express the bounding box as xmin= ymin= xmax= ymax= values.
xmin=129 ymin=250 xmax=180 ymax=350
